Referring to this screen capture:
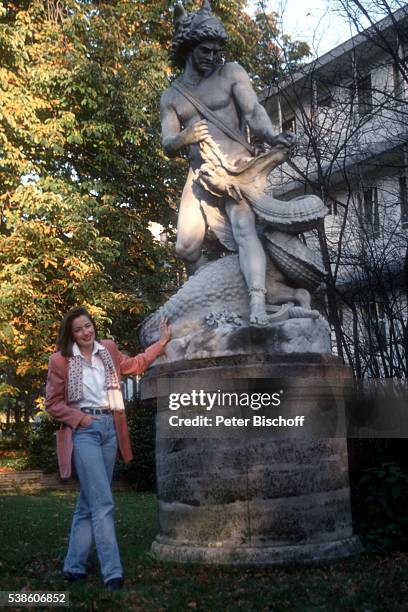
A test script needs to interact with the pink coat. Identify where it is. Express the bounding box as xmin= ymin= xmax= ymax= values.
xmin=45 ymin=338 xmax=164 ymax=478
